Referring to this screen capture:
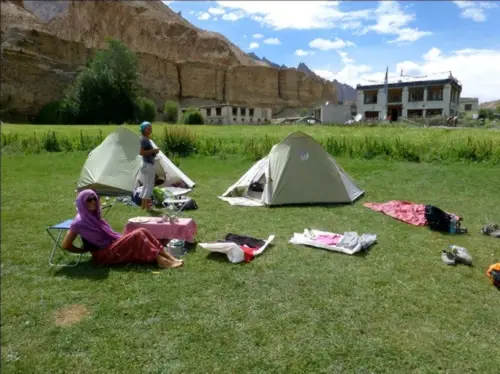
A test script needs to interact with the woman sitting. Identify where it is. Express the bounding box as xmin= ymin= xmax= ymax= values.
xmin=62 ymin=189 xmax=183 ymax=269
